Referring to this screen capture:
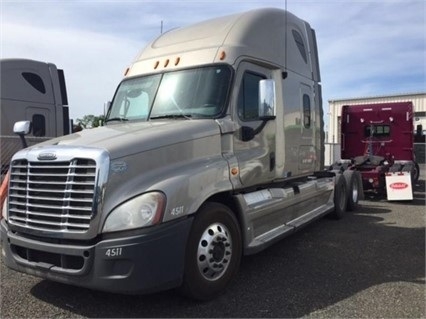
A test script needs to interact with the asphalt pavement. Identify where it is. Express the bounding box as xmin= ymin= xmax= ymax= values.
xmin=1 ymin=168 xmax=425 ymax=318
